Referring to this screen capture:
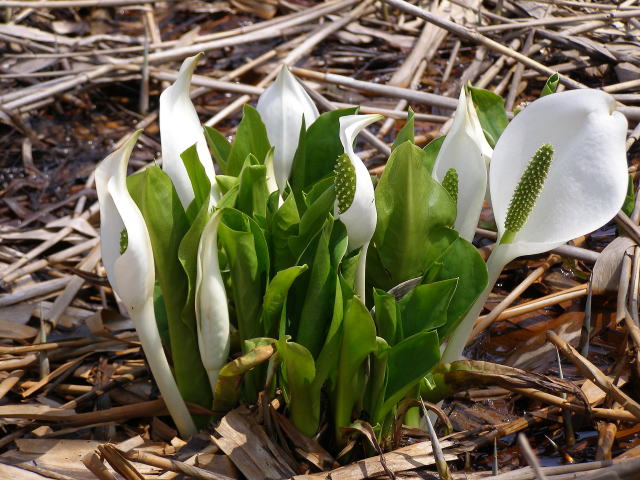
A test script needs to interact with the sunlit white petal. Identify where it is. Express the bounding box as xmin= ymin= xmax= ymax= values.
xmin=195 ymin=210 xmax=230 ymax=391
xmin=337 ymin=114 xmax=383 ymax=251
xmin=444 ymin=89 xmax=628 ymax=364
xmin=433 ymin=86 xmax=492 ymax=241
xmin=257 ymin=65 xmax=319 ymax=196
xmin=95 ymin=130 xmax=154 ymax=312
xmin=95 ymin=131 xmax=197 ymax=437
xmin=491 ymin=89 xmax=627 ymax=253
xmin=160 ymin=53 xmax=217 ymax=209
